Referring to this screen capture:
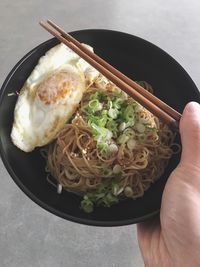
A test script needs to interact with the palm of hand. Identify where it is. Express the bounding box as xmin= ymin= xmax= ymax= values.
xmin=137 ymin=164 xmax=200 ymax=267
xmin=137 ymin=217 xmax=173 ymax=267
xmin=137 ymin=102 xmax=200 ymax=267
